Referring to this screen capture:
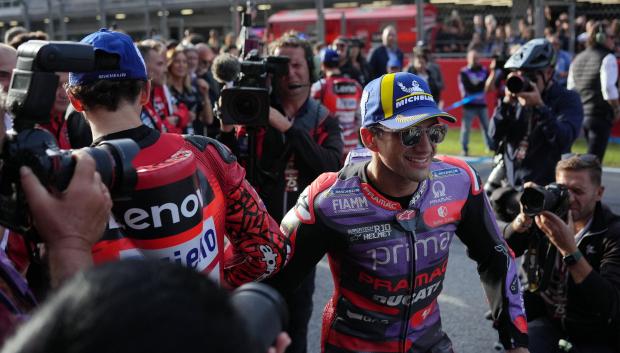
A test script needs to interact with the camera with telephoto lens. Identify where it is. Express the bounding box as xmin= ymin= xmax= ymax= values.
xmin=219 ymin=13 xmax=289 ymax=126
xmin=231 ymin=282 xmax=289 ymax=353
xmin=505 ymin=74 xmax=532 ymax=94
xmin=520 ymin=183 xmax=570 ymax=219
xmin=0 ymin=40 xmax=139 ymax=239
